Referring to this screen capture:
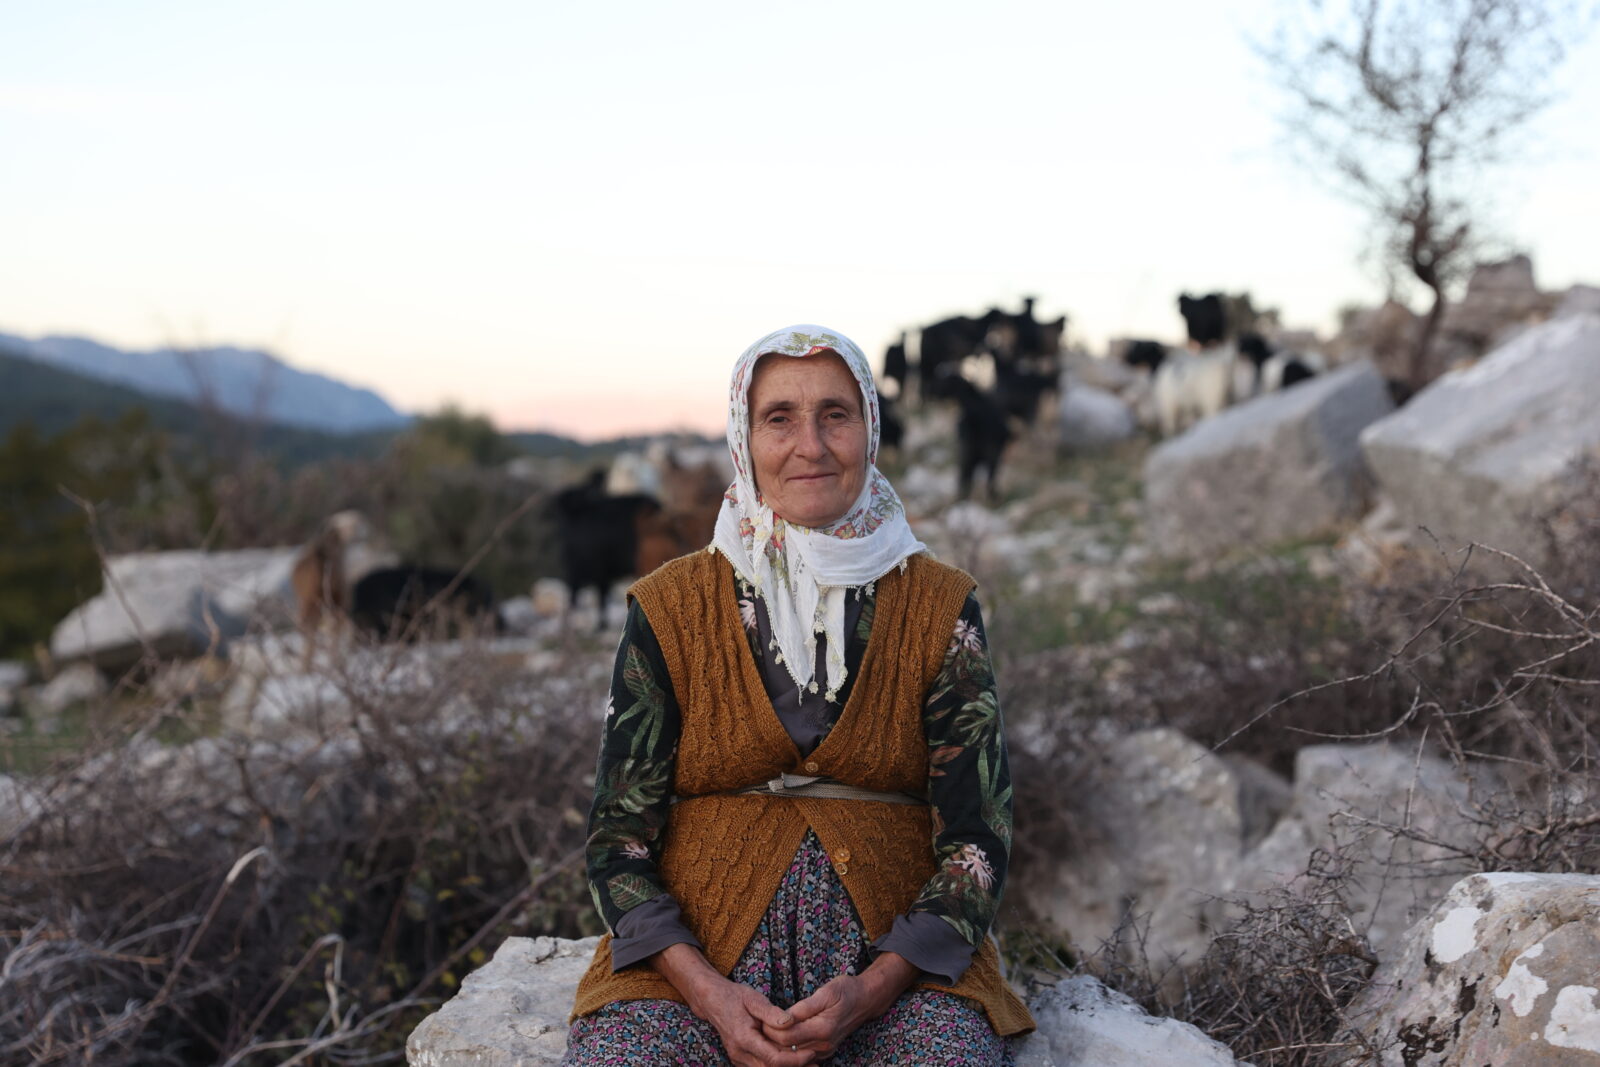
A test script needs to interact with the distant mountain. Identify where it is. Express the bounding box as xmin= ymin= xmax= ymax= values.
xmin=0 ymin=345 xmax=619 ymax=466
xmin=0 ymin=330 xmax=410 ymax=434
xmin=0 ymin=346 xmax=399 ymax=465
